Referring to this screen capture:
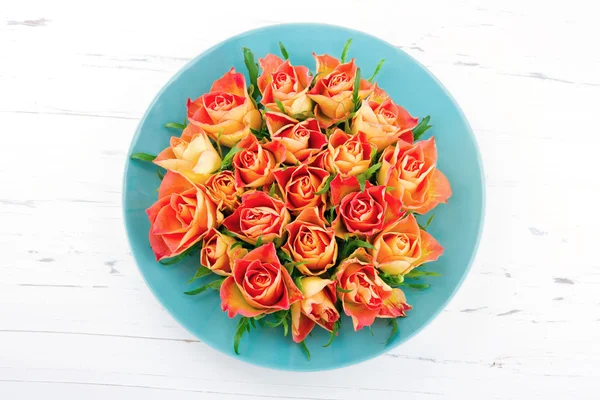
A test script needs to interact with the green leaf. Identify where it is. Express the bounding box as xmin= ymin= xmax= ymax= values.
xmin=219 ymin=145 xmax=243 ymax=171
xmin=405 ymin=270 xmax=442 ymax=279
xmin=300 ymin=340 xmax=311 ymax=361
xmin=412 ymin=115 xmax=432 ymax=141
xmin=385 ymin=318 xmax=398 ymax=344
xmin=385 ymin=186 xmax=396 ymax=193
xmin=322 ymin=320 xmax=340 ymax=347
xmin=242 ymin=47 xmax=260 ymax=101
xmin=336 ymin=286 xmax=353 ymax=293
xmin=379 ymin=271 xmax=404 ymax=287
xmin=186 ymin=265 xmax=213 ymax=284
xmin=368 ymin=59 xmax=385 ymax=83
xmin=315 ymin=173 xmax=336 ymax=195
xmin=230 ymin=241 xmax=245 ymax=250
xmin=219 ymin=226 xmax=238 ymax=238
xmin=233 ymin=317 xmax=249 ymax=355
xmin=370 ymin=145 xmax=378 ymax=165
xmin=279 ymin=41 xmax=289 ymax=60
xmin=282 ymin=315 xmax=289 ymax=336
xmin=368 ymin=326 xmax=374 ymax=336
xmin=400 ymin=282 xmax=431 ymax=290
xmin=184 ymin=278 xmax=224 ymax=295
xmin=130 ymin=152 xmax=156 ymax=162
xmin=157 ymin=168 xmax=165 ymax=180
xmin=340 ymin=238 xmax=375 ymax=260
xmin=352 ymin=67 xmax=361 ymax=111
xmin=423 ymin=213 xmax=436 ymax=229
xmin=275 ymin=99 xmax=286 ymax=114
xmin=159 ymin=244 xmax=199 ymax=266
xmin=364 ymin=162 xmax=381 ymax=179
xmin=277 ymin=249 xmax=292 ymax=264
xmin=255 ymin=235 xmax=263 ymax=247
xmin=250 ymin=127 xmax=270 ymax=140
xmin=294 ymin=276 xmax=304 ymax=291
xmin=164 ymin=122 xmax=185 ymax=131
xmin=325 ymin=206 xmax=336 ymax=225
xmin=249 ymin=318 xmax=256 ymax=329
xmin=269 ymin=183 xmax=277 ymax=197
xmin=341 ymin=38 xmax=352 ymax=63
